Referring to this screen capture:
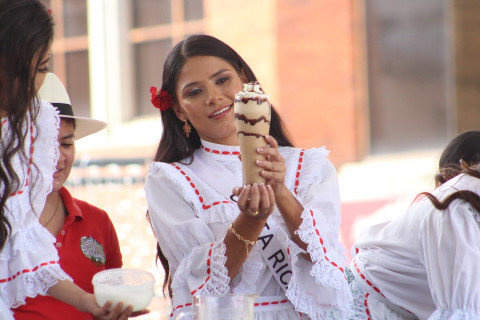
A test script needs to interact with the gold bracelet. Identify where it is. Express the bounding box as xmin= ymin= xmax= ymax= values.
xmin=229 ymin=223 xmax=257 ymax=255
